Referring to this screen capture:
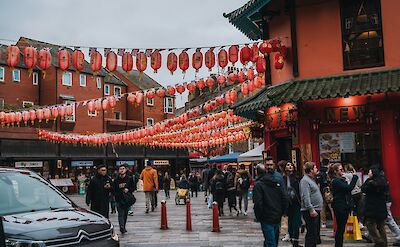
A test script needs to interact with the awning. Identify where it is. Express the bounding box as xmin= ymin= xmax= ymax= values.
xmin=189 ymin=157 xmax=208 ymax=163
xmin=233 ymin=67 xmax=400 ymax=120
xmin=209 ymin=152 xmax=241 ymax=163
xmin=238 ymin=143 xmax=264 ymax=162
